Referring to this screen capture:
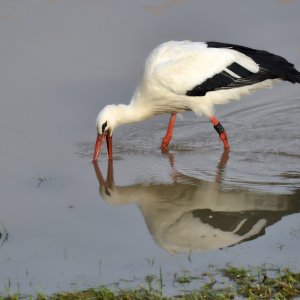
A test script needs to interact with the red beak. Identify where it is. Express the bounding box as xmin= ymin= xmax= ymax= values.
xmin=93 ymin=133 xmax=113 ymax=161
xmin=93 ymin=134 xmax=105 ymax=162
